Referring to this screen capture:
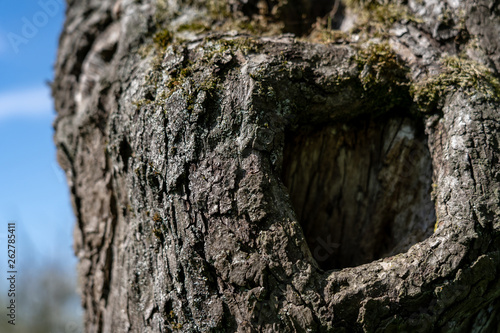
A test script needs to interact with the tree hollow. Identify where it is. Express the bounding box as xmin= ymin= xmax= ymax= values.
xmin=282 ymin=116 xmax=436 ymax=270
